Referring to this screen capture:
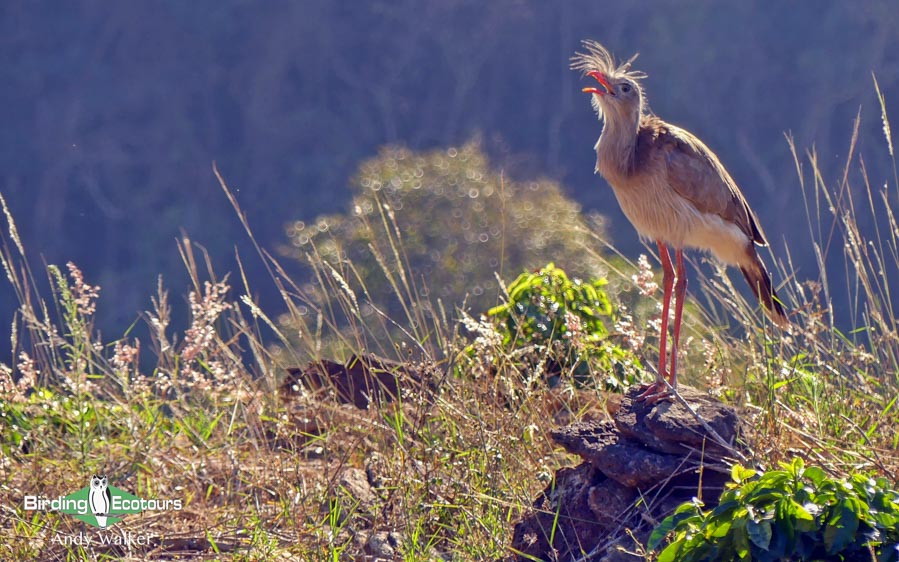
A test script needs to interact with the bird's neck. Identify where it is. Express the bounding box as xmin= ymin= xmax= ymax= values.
xmin=596 ymin=115 xmax=640 ymax=179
